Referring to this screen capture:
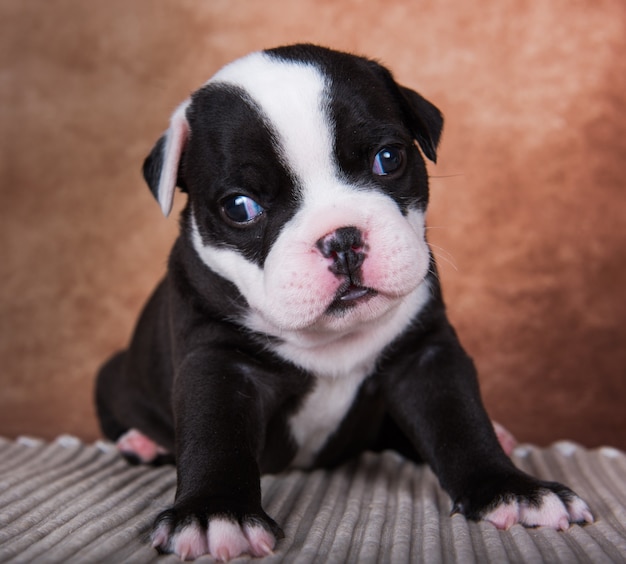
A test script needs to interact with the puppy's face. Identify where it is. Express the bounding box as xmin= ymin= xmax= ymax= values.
xmin=144 ymin=46 xmax=443 ymax=337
